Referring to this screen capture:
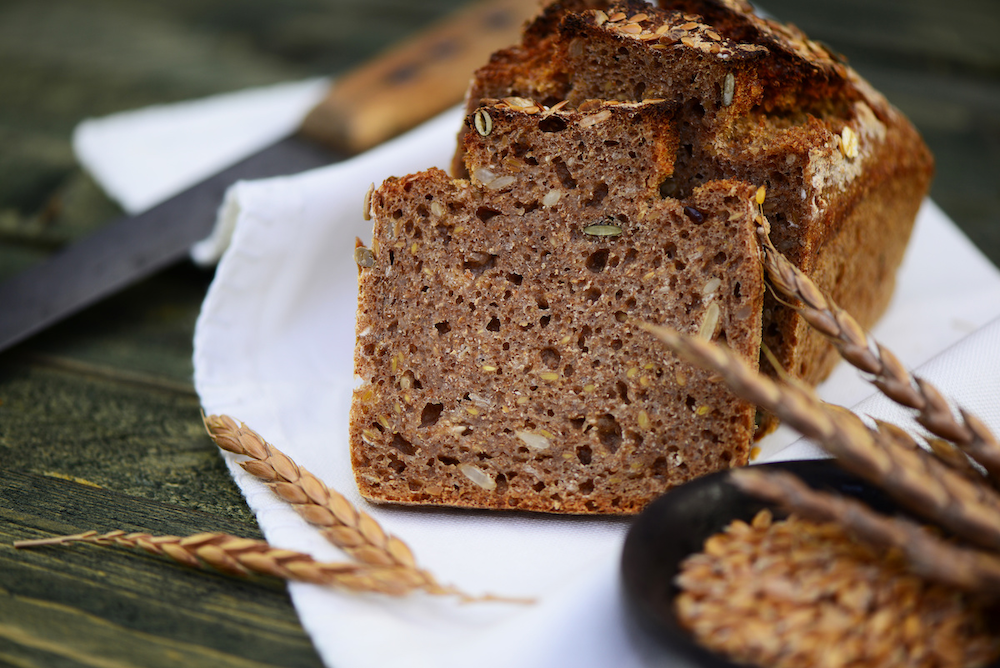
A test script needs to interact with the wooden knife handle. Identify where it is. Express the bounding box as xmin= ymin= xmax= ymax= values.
xmin=299 ymin=0 xmax=541 ymax=155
